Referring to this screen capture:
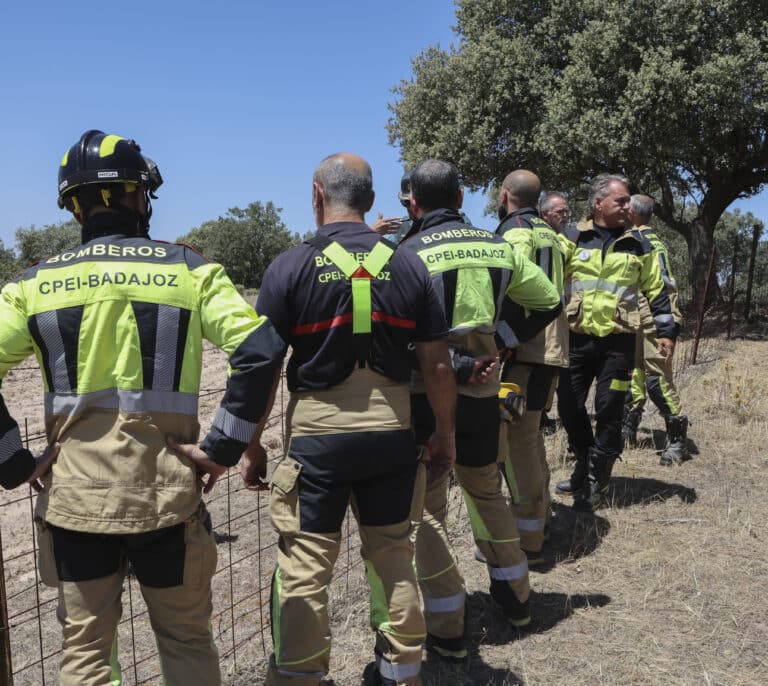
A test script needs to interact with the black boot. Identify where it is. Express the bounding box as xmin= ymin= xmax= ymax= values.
xmin=660 ymin=415 xmax=689 ymax=465
xmin=555 ymin=449 xmax=588 ymax=495
xmin=573 ymin=449 xmax=617 ymax=512
xmin=622 ymin=406 xmax=642 ymax=448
